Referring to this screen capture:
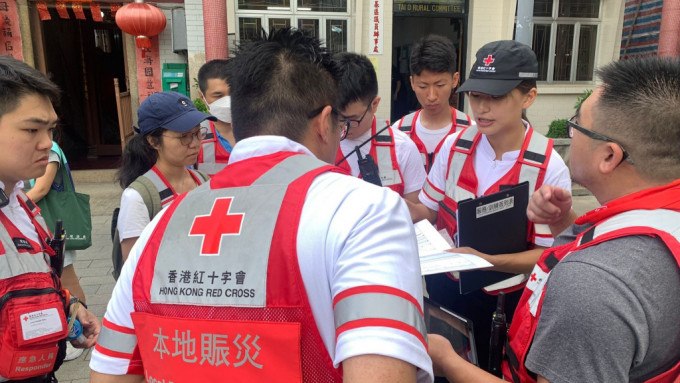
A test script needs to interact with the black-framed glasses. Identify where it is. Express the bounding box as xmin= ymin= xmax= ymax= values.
xmin=567 ymin=115 xmax=634 ymax=165
xmin=163 ymin=126 xmax=208 ymax=146
xmin=341 ymin=98 xmax=374 ymax=129
xmin=308 ymin=105 xmax=350 ymax=141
